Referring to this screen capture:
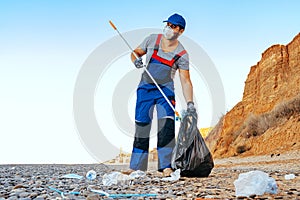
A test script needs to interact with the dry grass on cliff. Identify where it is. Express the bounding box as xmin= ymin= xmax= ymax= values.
xmin=205 ymin=94 xmax=300 ymax=155
xmin=205 ymin=115 xmax=224 ymax=151
xmin=244 ymin=94 xmax=300 ymax=137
